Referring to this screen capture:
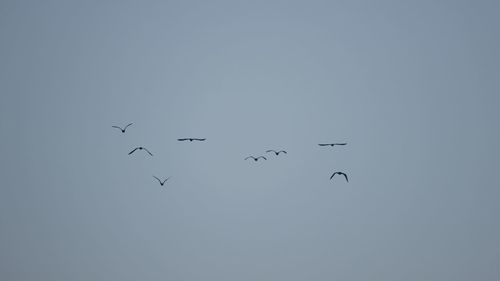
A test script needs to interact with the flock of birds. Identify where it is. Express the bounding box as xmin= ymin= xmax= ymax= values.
xmin=112 ymin=122 xmax=349 ymax=187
